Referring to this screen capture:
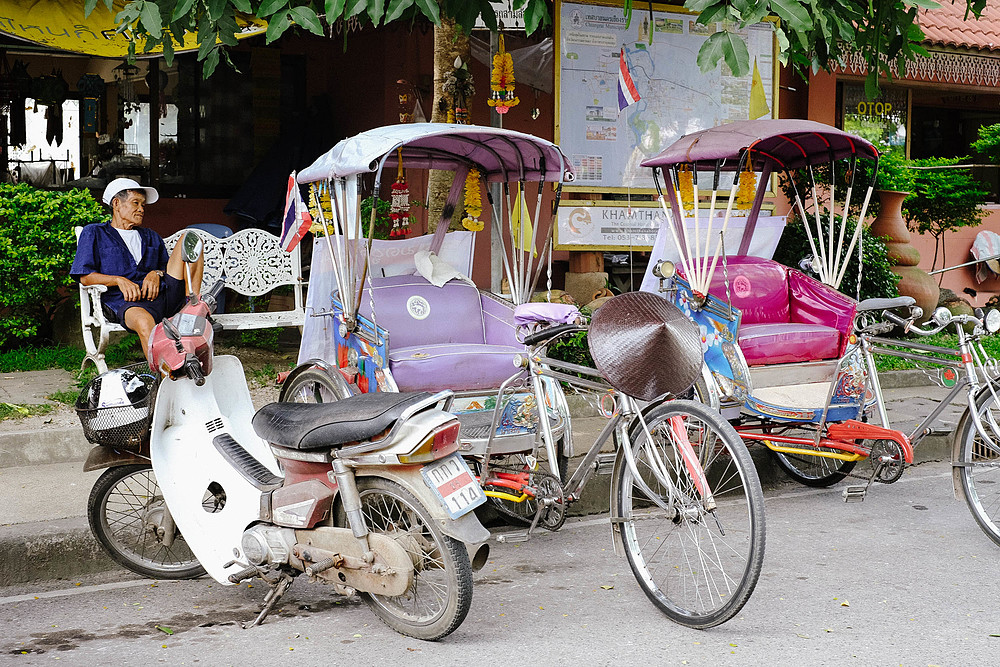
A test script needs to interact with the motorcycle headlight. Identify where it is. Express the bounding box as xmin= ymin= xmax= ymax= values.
xmin=986 ymin=309 xmax=1000 ymax=334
